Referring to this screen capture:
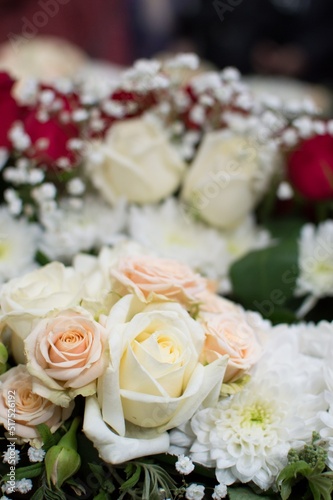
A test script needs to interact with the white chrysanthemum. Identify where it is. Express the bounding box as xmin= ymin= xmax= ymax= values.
xmin=0 ymin=208 xmax=40 ymax=283
xmin=128 ymin=197 xmax=229 ymax=287
xmin=190 ymin=379 xmax=306 ymax=490
xmin=225 ymin=215 xmax=272 ymax=262
xmin=169 ymin=420 xmax=196 ymax=457
xmin=286 ymin=320 xmax=333 ymax=366
xmin=297 ymin=221 xmax=333 ymax=300
xmin=39 ymin=196 xmax=127 ymax=262
xmin=319 ymin=392 xmax=333 ymax=470
xmin=187 ymin=322 xmax=328 ymax=490
xmin=190 ymin=385 xmax=285 ymax=488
